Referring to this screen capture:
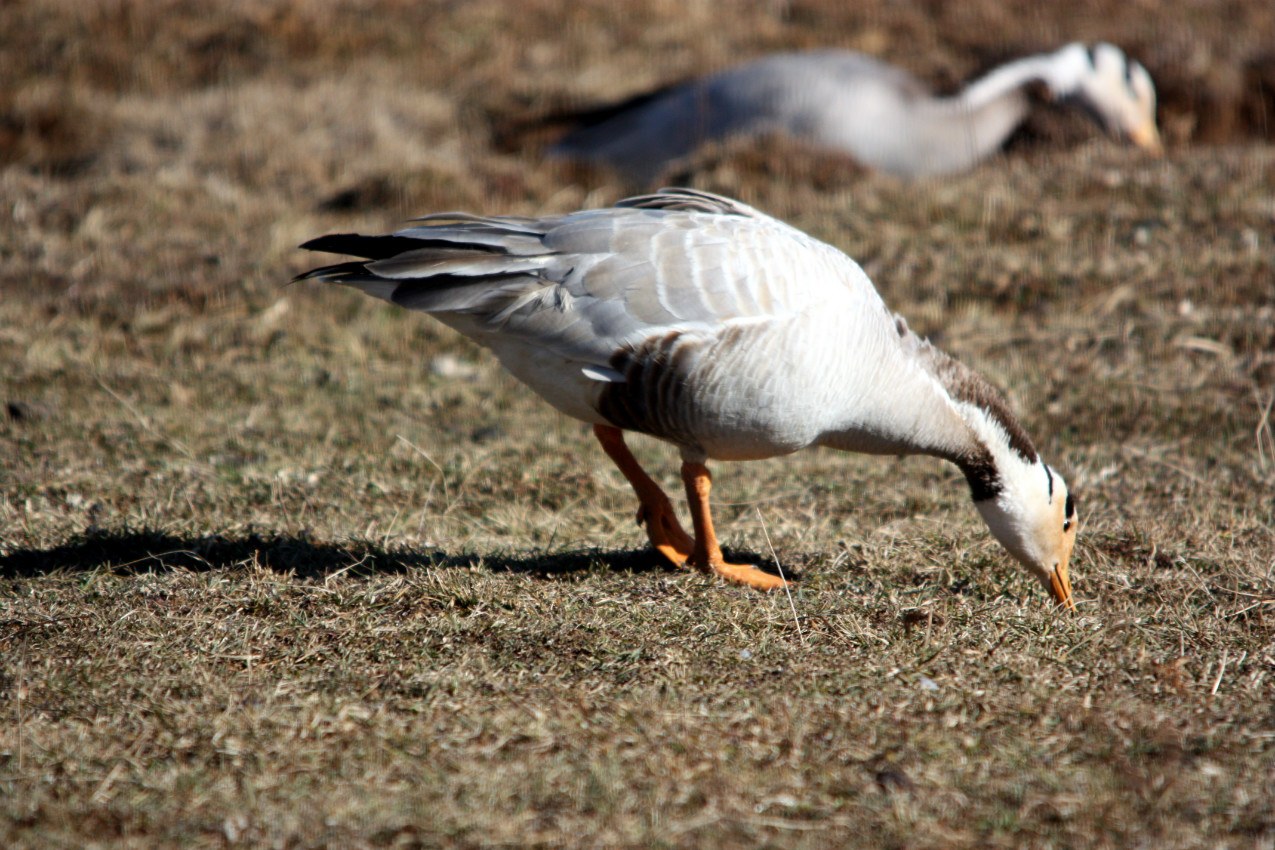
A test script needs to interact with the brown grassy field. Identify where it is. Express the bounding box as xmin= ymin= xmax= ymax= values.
xmin=3 ymin=1 xmax=1274 ymax=847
